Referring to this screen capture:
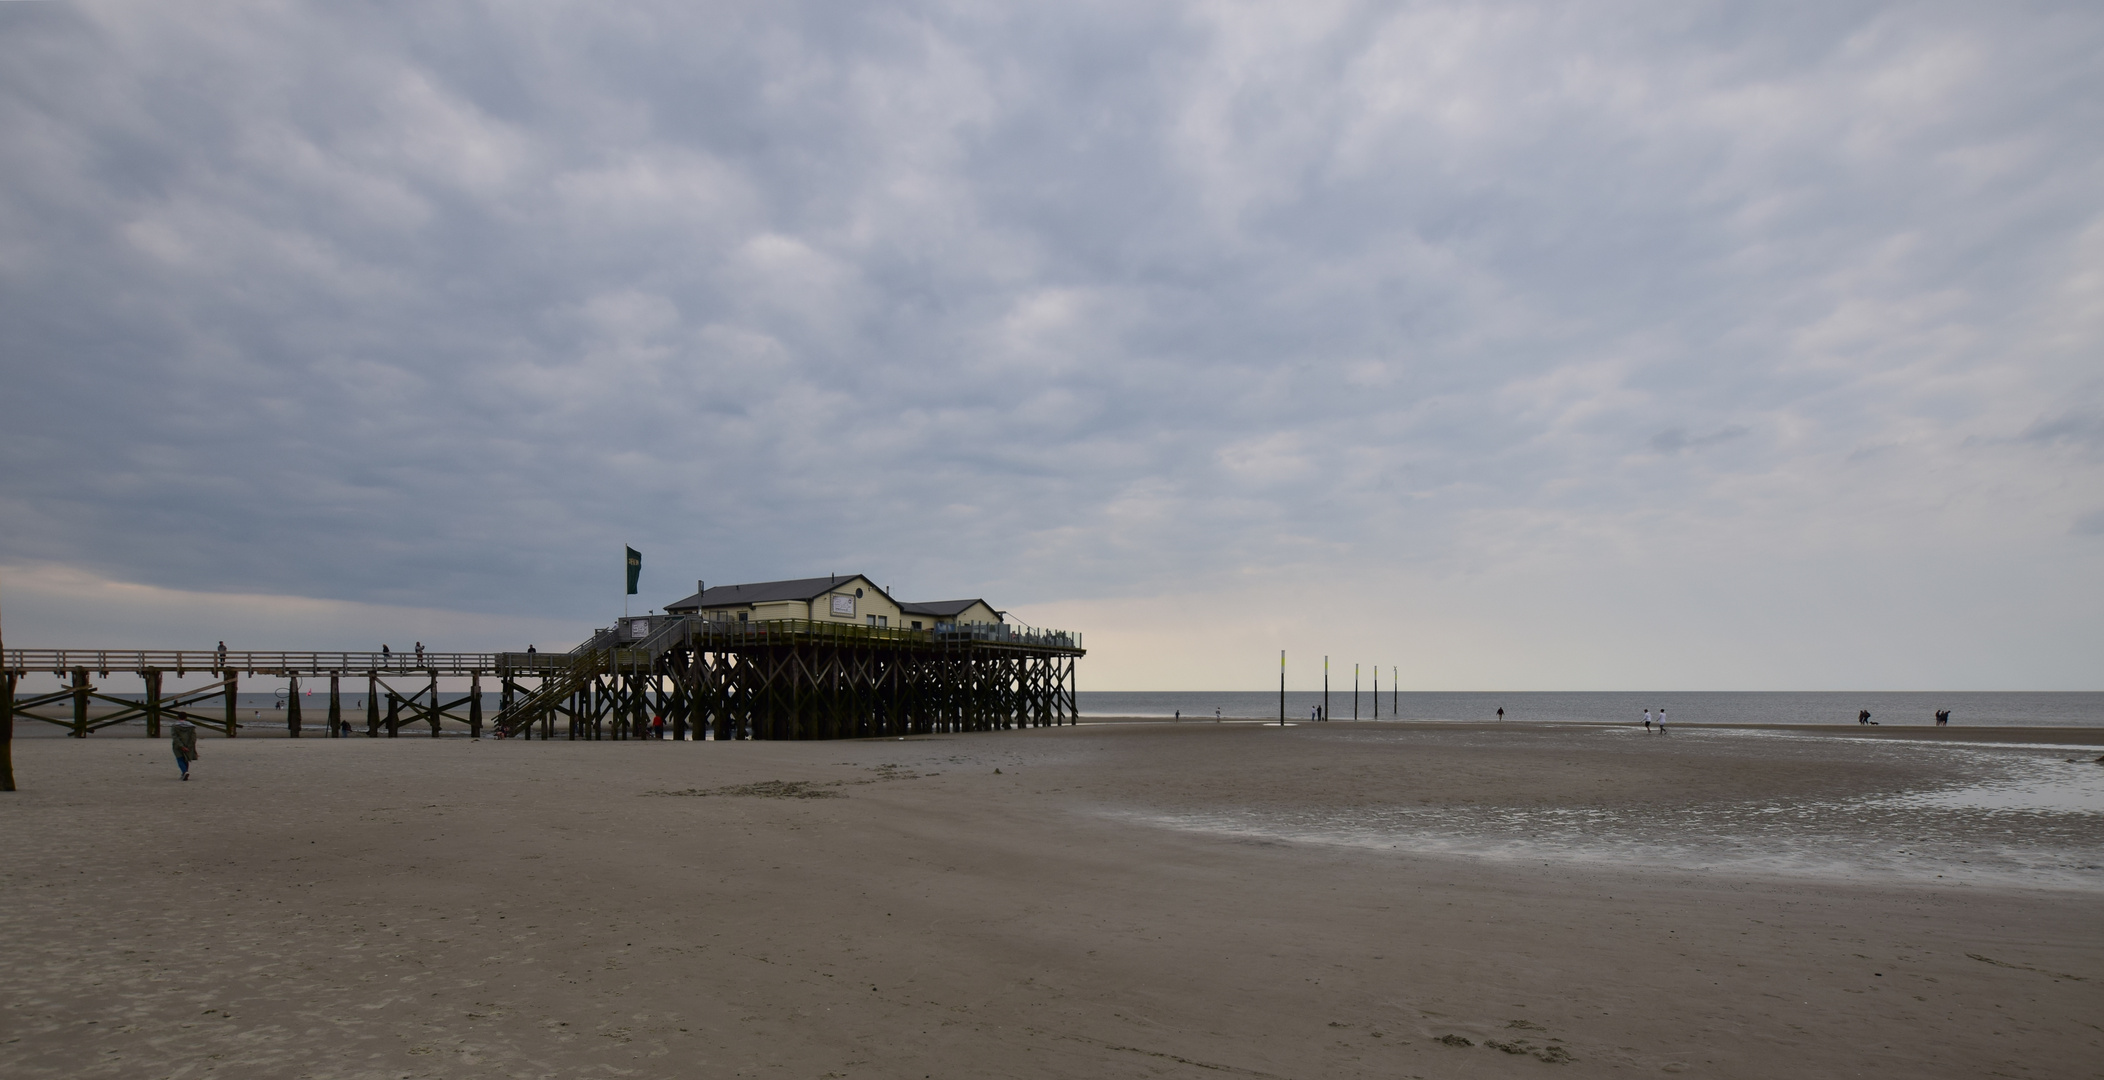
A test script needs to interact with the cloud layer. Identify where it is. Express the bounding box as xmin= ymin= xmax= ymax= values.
xmin=2 ymin=1 xmax=2099 ymax=687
